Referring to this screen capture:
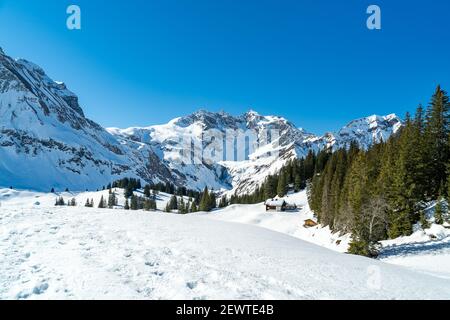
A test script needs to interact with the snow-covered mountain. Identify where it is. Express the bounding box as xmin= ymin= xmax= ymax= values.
xmin=0 ymin=48 xmax=402 ymax=193
xmin=0 ymin=48 xmax=157 ymax=191
xmin=109 ymin=110 xmax=402 ymax=195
